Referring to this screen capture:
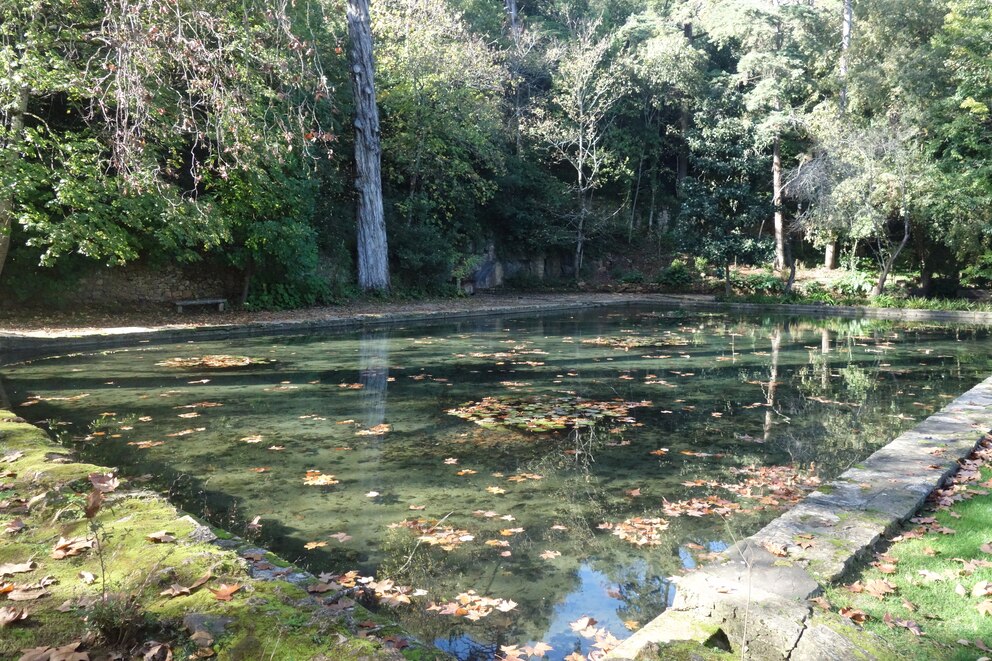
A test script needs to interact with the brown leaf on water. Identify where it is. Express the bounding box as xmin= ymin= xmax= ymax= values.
xmin=208 ymin=583 xmax=242 ymax=601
